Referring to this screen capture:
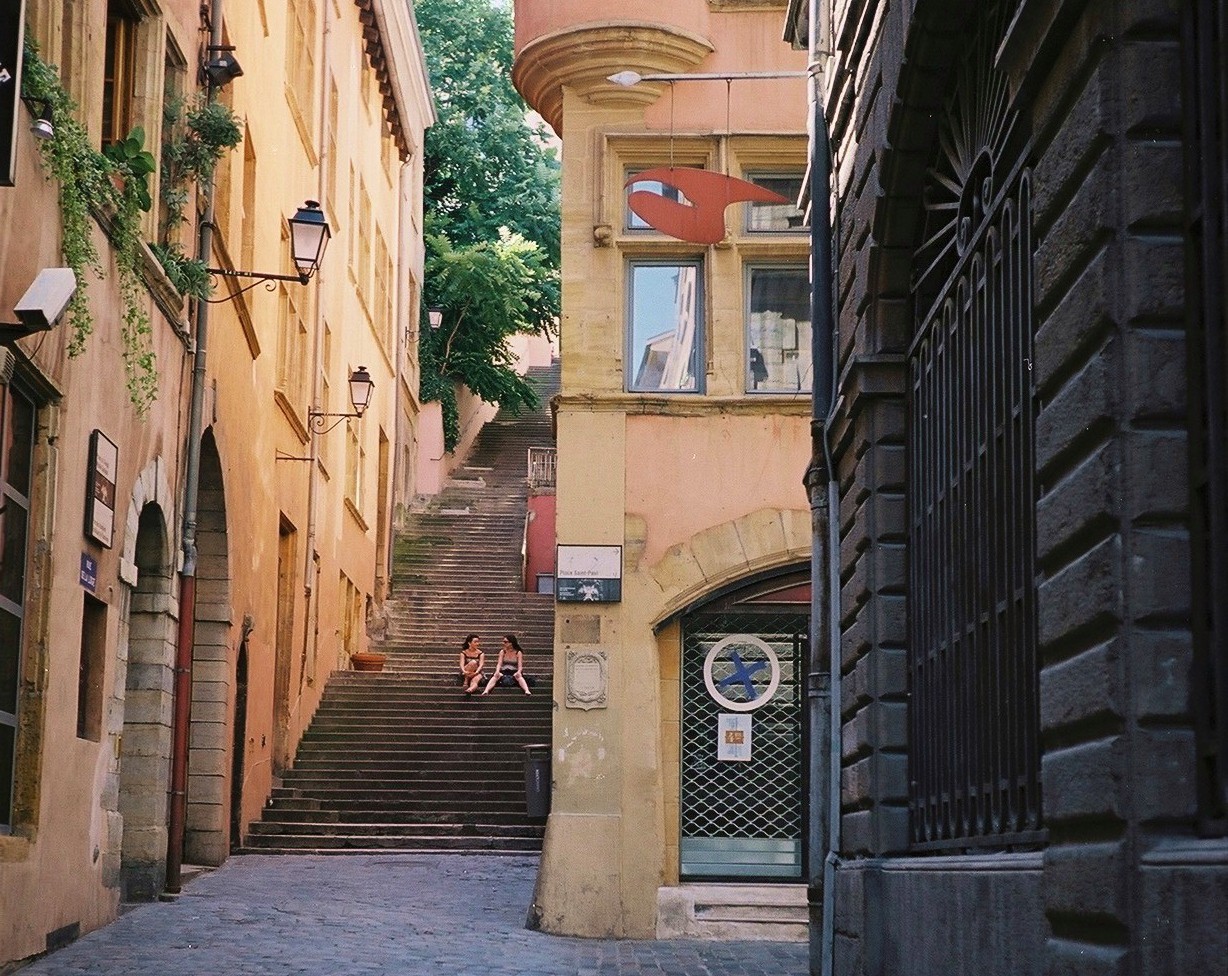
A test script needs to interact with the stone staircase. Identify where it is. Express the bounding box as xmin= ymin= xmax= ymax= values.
xmin=242 ymin=362 xmax=559 ymax=855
